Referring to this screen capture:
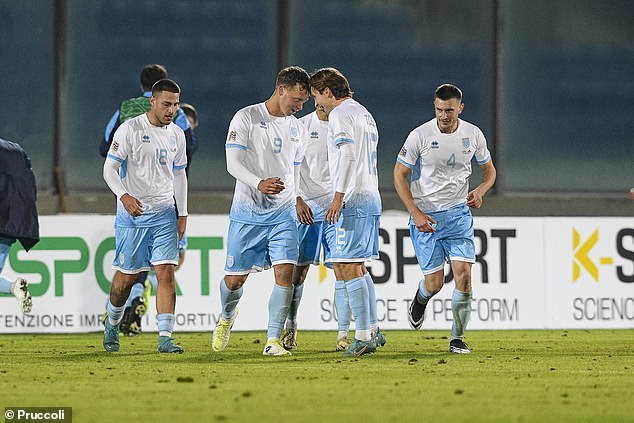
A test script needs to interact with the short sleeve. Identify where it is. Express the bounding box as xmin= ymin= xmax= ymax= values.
xmin=225 ymin=109 xmax=250 ymax=151
xmin=474 ymin=127 xmax=491 ymax=165
xmin=396 ymin=130 xmax=422 ymax=169
xmin=107 ymin=123 xmax=130 ymax=163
